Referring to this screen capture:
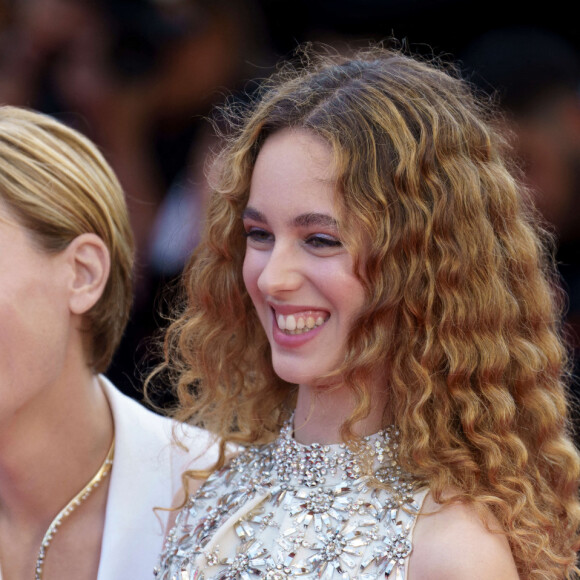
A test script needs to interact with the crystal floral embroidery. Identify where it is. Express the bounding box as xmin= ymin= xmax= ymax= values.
xmin=304 ymin=519 xmax=375 ymax=578
xmin=216 ymin=539 xmax=269 ymax=580
xmin=287 ymin=485 xmax=351 ymax=532
xmin=155 ymin=419 xmax=426 ymax=580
